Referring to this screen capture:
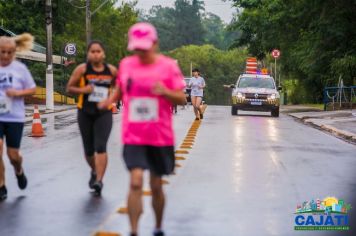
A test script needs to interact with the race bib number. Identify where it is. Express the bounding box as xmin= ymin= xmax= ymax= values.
xmin=129 ymin=97 xmax=159 ymax=122
xmin=0 ymin=97 xmax=11 ymax=115
xmin=88 ymin=86 xmax=109 ymax=103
